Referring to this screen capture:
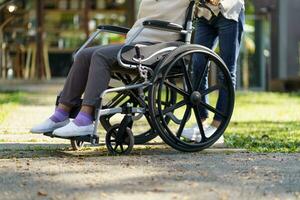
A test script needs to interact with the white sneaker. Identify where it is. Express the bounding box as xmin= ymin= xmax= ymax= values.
xmin=30 ymin=119 xmax=70 ymax=134
xmin=204 ymin=125 xmax=218 ymax=138
xmin=53 ymin=121 xmax=94 ymax=138
xmin=181 ymin=125 xmax=202 ymax=142
xmin=182 ymin=124 xmax=219 ymax=143
xmin=204 ymin=125 xmax=225 ymax=147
